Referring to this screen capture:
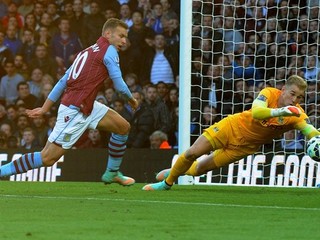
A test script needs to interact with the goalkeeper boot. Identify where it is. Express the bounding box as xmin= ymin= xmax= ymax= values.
xmin=101 ymin=170 xmax=135 ymax=186
xmin=142 ymin=180 xmax=171 ymax=191
xmin=155 ymin=168 xmax=171 ymax=181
